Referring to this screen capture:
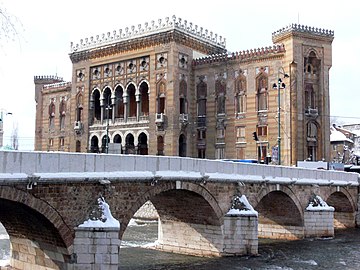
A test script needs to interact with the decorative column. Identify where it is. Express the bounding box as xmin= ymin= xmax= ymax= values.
xmin=136 ymin=93 xmax=141 ymax=122
xmin=123 ymin=93 xmax=128 ymax=122
xmin=100 ymin=98 xmax=105 ymax=125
